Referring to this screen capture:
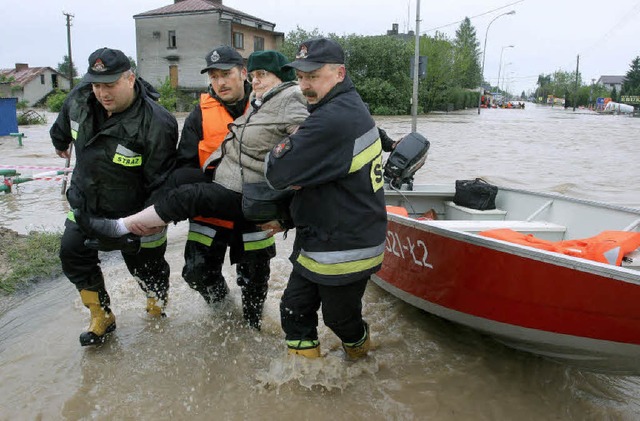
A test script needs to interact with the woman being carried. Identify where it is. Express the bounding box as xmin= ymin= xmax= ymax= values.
xmin=77 ymin=50 xmax=308 ymax=248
